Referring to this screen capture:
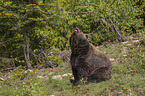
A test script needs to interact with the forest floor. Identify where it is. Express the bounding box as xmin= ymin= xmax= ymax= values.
xmin=0 ymin=38 xmax=145 ymax=96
